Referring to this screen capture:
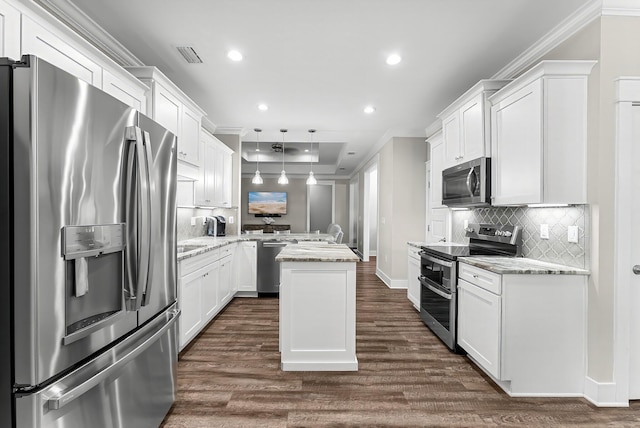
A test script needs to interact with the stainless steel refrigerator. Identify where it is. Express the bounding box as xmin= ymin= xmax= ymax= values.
xmin=0 ymin=55 xmax=180 ymax=428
